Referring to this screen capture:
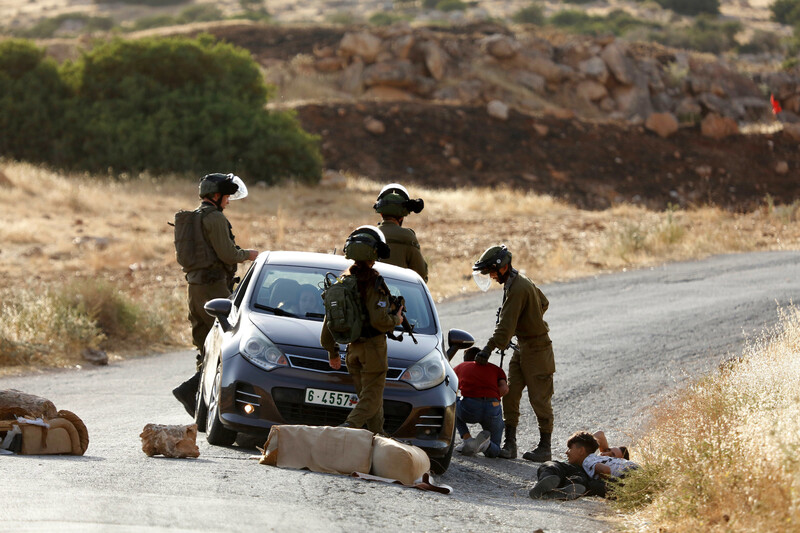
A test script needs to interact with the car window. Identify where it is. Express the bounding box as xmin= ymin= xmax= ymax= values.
xmin=233 ymin=262 xmax=256 ymax=308
xmin=251 ymin=265 xmax=437 ymax=334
